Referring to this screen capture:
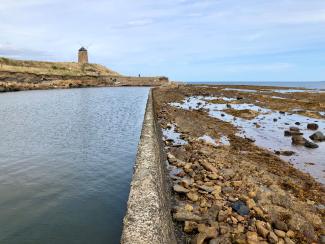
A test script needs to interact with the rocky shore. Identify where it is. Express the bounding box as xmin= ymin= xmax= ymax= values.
xmin=152 ymin=85 xmax=325 ymax=244
xmin=0 ymin=57 xmax=169 ymax=92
